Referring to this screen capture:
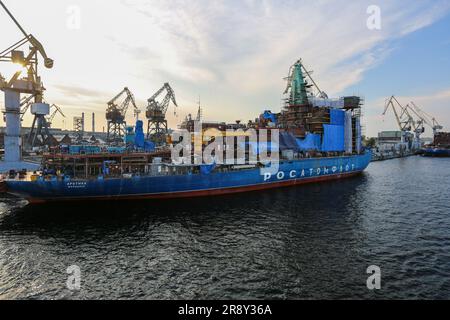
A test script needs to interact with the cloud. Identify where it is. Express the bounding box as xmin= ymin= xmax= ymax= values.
xmin=53 ymin=84 xmax=110 ymax=101
xmin=119 ymin=0 xmax=450 ymax=98
xmin=2 ymin=0 xmax=449 ymax=131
